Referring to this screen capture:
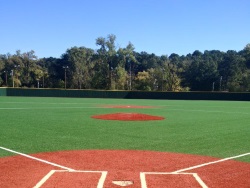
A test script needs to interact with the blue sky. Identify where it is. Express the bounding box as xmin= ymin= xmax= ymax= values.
xmin=0 ymin=0 xmax=249 ymax=58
